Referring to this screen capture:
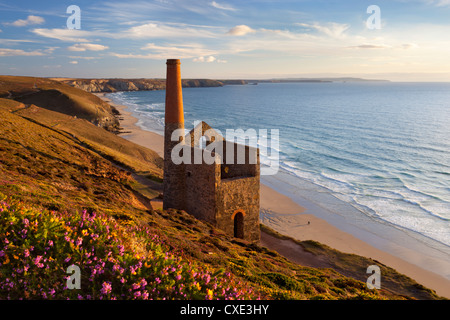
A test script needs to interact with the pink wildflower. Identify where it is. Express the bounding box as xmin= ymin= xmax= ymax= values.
xmin=100 ymin=282 xmax=112 ymax=295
